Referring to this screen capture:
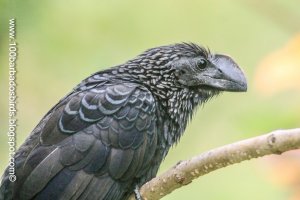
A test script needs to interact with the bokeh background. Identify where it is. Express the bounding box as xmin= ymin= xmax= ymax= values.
xmin=1 ymin=0 xmax=300 ymax=199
